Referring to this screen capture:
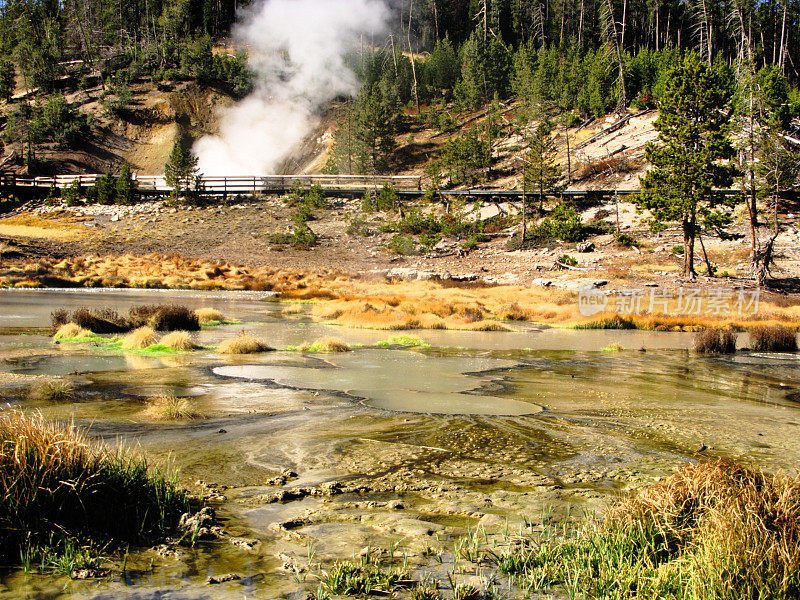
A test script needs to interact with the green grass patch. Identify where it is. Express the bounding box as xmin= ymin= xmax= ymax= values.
xmin=56 ymin=336 xmax=205 ymax=356
xmin=54 ymin=335 xmax=108 ymax=344
xmin=199 ymin=319 xmax=242 ymax=328
xmin=600 ymin=343 xmax=624 ymax=352
xmin=0 ymin=411 xmax=189 ymax=570
xmin=376 ymin=335 xmax=431 ymax=348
